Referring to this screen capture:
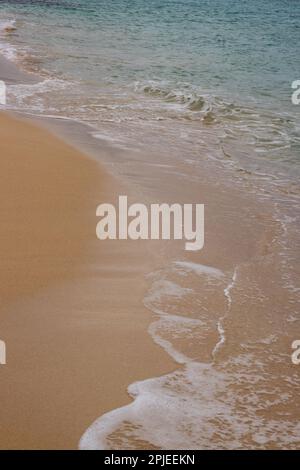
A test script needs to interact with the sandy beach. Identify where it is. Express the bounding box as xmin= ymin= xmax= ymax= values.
xmin=0 ymin=112 xmax=174 ymax=449
xmin=1 ymin=110 xmax=298 ymax=450
xmin=0 ymin=0 xmax=299 ymax=451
